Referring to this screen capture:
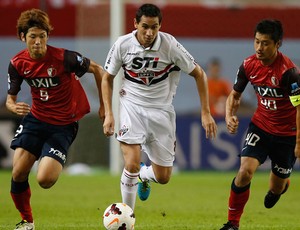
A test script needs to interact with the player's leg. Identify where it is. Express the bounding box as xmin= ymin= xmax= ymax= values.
xmin=264 ymin=136 xmax=296 ymax=209
xmin=138 ymin=128 xmax=175 ymax=200
xmin=138 ymin=161 xmax=172 ymax=201
xmin=264 ymin=172 xmax=290 ymax=208
xmin=10 ymin=114 xmax=42 ymax=228
xmin=220 ymin=156 xmax=259 ymax=230
xmin=120 ymin=142 xmax=141 ymax=210
xmin=11 ymin=148 xmax=37 ymax=225
xmin=37 ymin=121 xmax=78 ymax=189
xmin=140 ymin=106 xmax=175 ymax=185
xmin=141 ymin=162 xmax=172 ymax=184
xmin=220 ymin=122 xmax=269 ymax=230
xmin=268 ymin=172 xmax=290 ymax=194
xmin=37 ymin=157 xmax=63 ymax=188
